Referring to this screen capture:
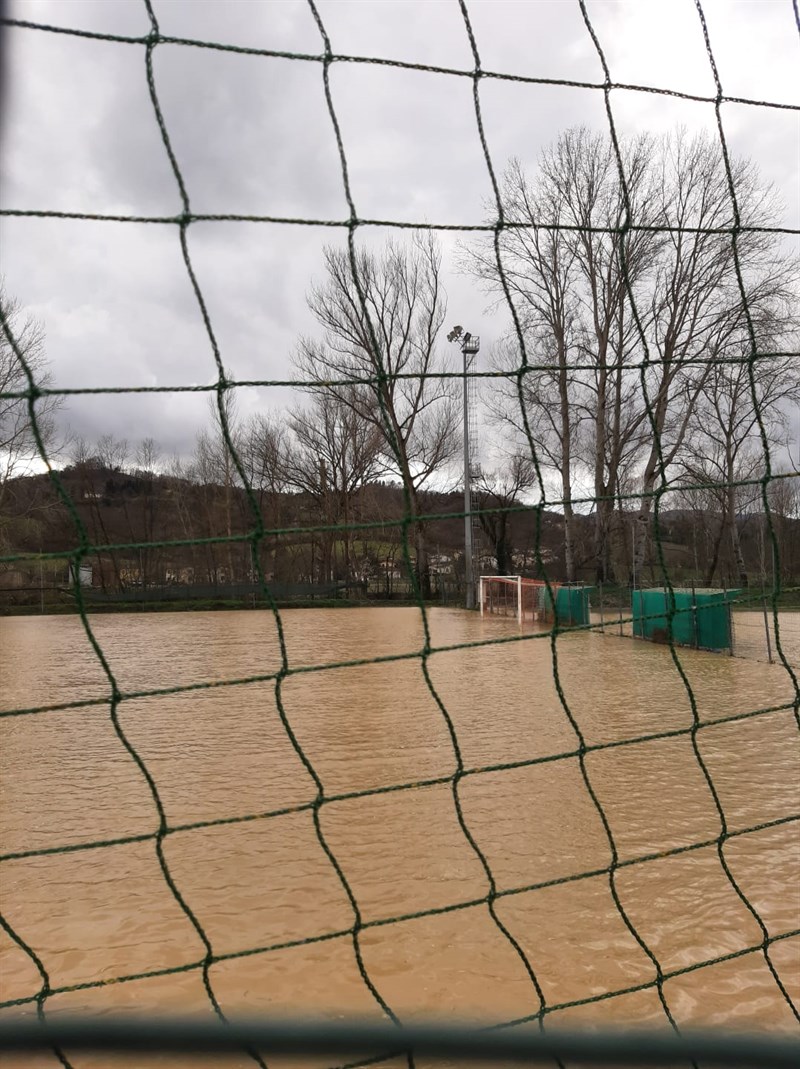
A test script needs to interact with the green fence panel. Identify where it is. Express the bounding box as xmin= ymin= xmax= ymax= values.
xmin=632 ymin=589 xmax=739 ymax=651
xmin=545 ymin=585 xmax=593 ymax=626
